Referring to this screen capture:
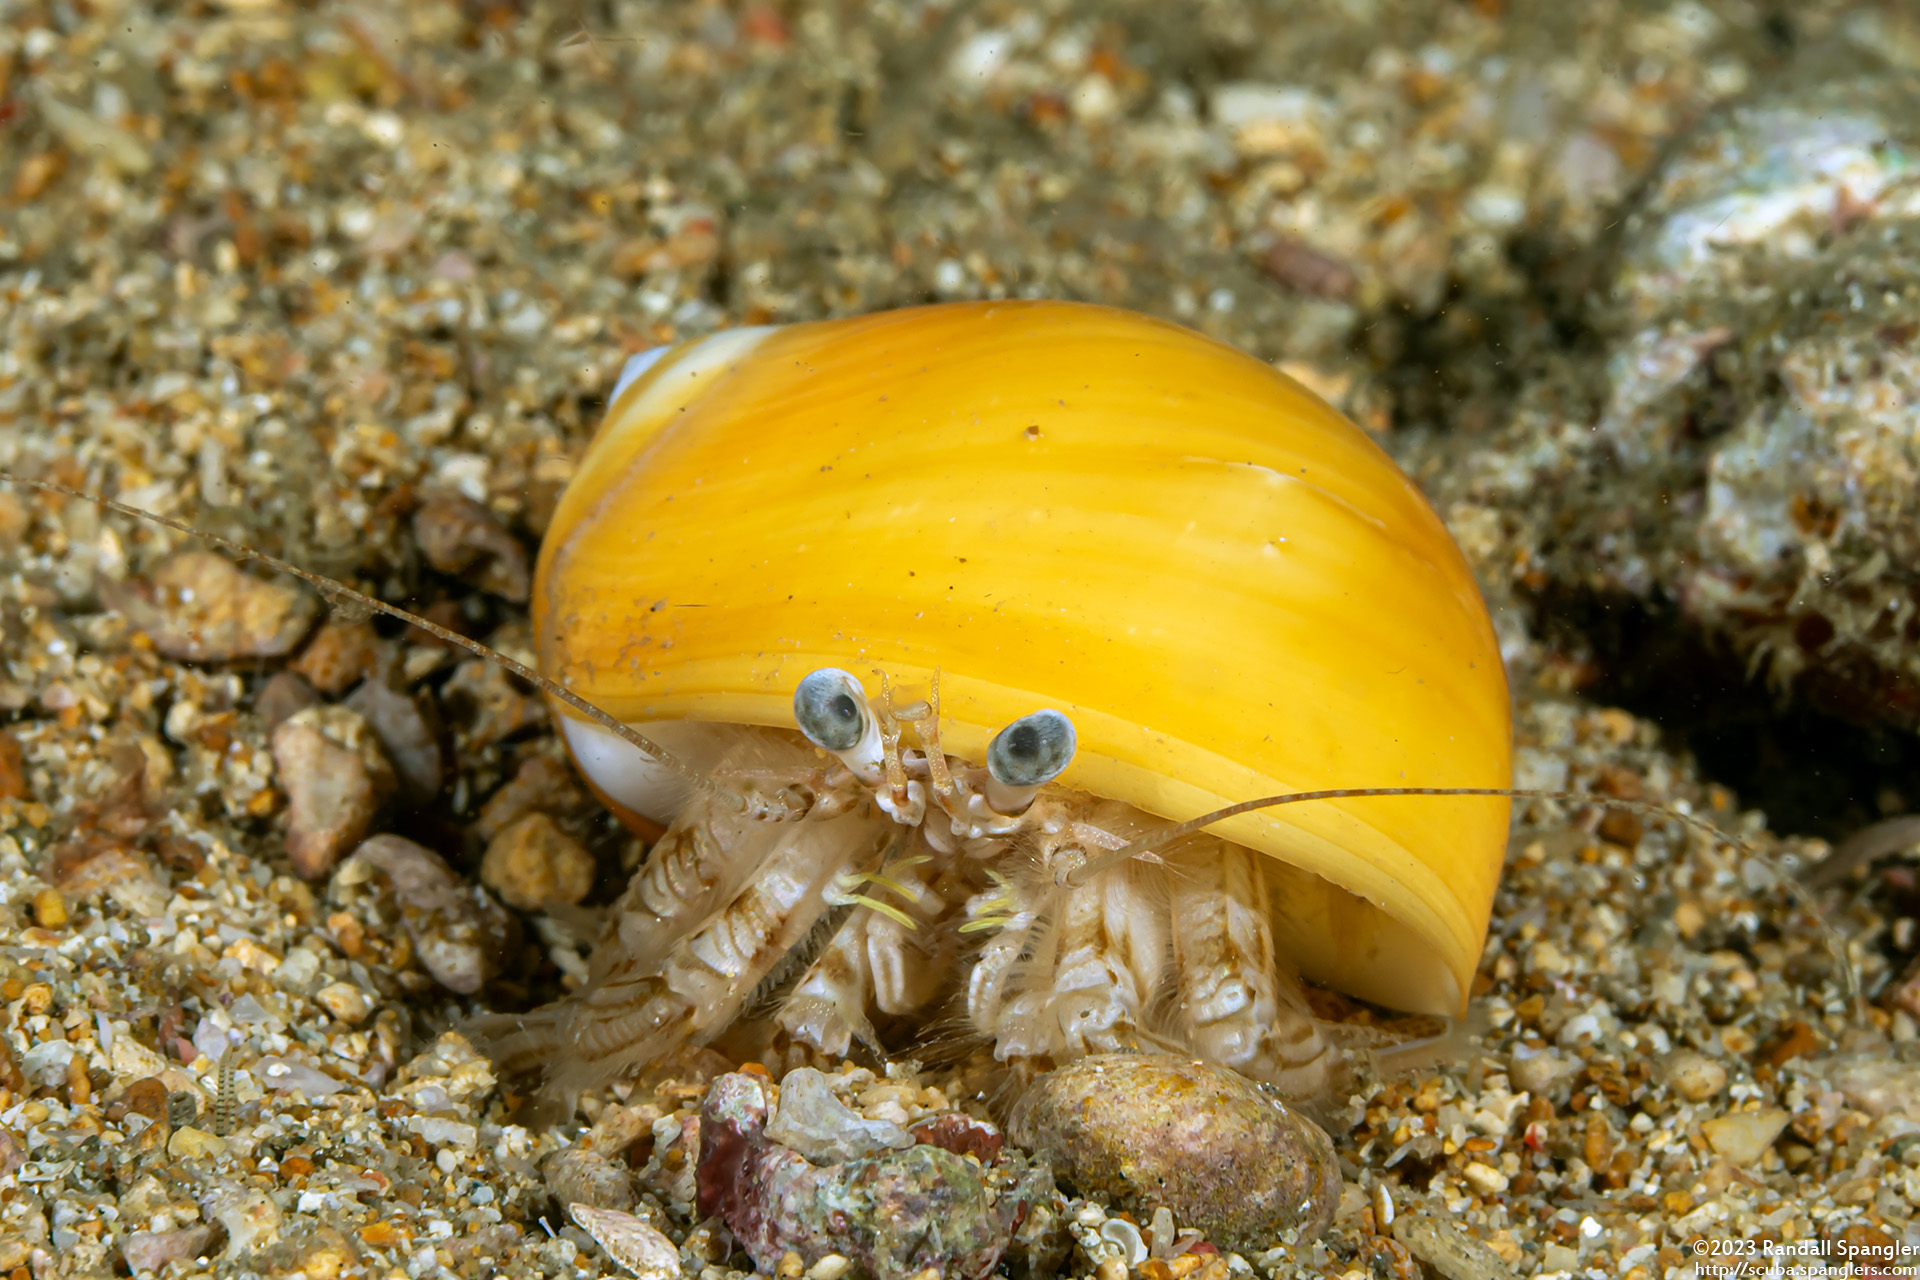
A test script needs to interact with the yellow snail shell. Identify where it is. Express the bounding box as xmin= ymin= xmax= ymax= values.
xmin=535 ymin=300 xmax=1510 ymax=1018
